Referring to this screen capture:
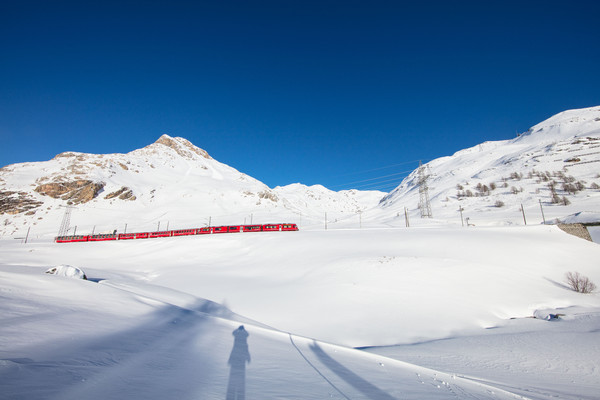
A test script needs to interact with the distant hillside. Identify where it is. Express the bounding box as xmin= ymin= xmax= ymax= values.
xmin=375 ymin=106 xmax=600 ymax=227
